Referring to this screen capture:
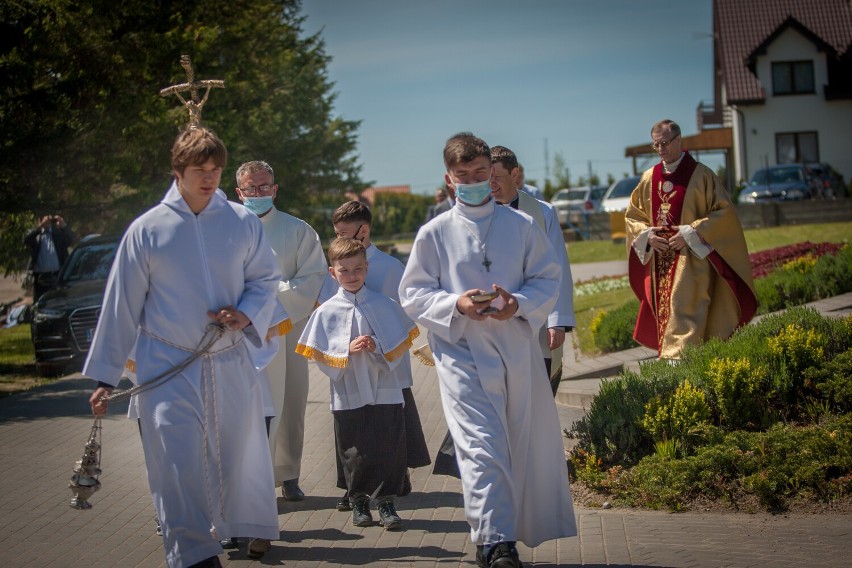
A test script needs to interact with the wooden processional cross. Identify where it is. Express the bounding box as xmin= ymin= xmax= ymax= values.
xmin=159 ymin=55 xmax=225 ymax=127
